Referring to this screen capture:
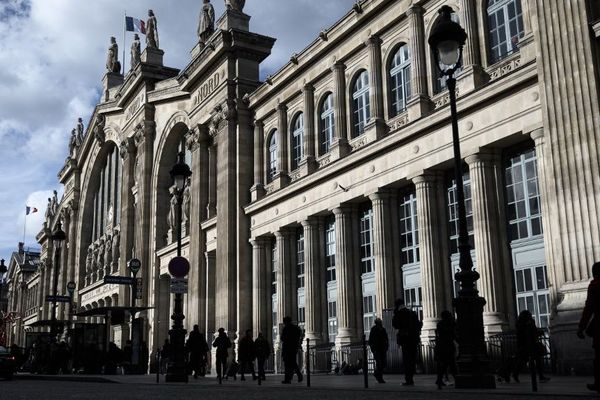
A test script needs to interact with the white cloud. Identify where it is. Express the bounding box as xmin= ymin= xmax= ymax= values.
xmin=0 ymin=0 xmax=356 ymax=259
